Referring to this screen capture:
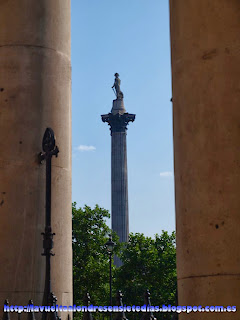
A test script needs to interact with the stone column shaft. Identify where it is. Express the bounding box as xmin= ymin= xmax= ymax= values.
xmin=102 ymin=105 xmax=135 ymax=267
xmin=0 ymin=1 xmax=72 ymax=317
xmin=170 ymin=1 xmax=240 ymax=318
xmin=111 ymin=131 xmax=129 ymax=242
